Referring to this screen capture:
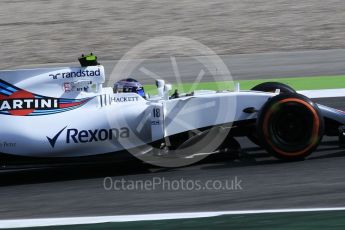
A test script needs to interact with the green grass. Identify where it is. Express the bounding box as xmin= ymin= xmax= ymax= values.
xmin=144 ymin=75 xmax=345 ymax=95
xmin=19 ymin=211 xmax=345 ymax=230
